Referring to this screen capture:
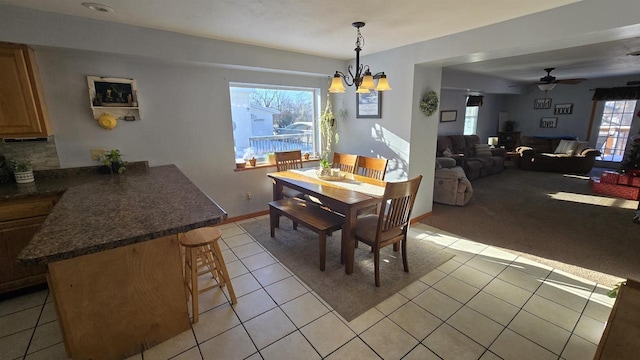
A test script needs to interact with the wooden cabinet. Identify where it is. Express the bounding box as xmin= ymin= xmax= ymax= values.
xmin=498 ymin=131 xmax=521 ymax=151
xmin=0 ymin=42 xmax=52 ymax=138
xmin=0 ymin=195 xmax=57 ymax=294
